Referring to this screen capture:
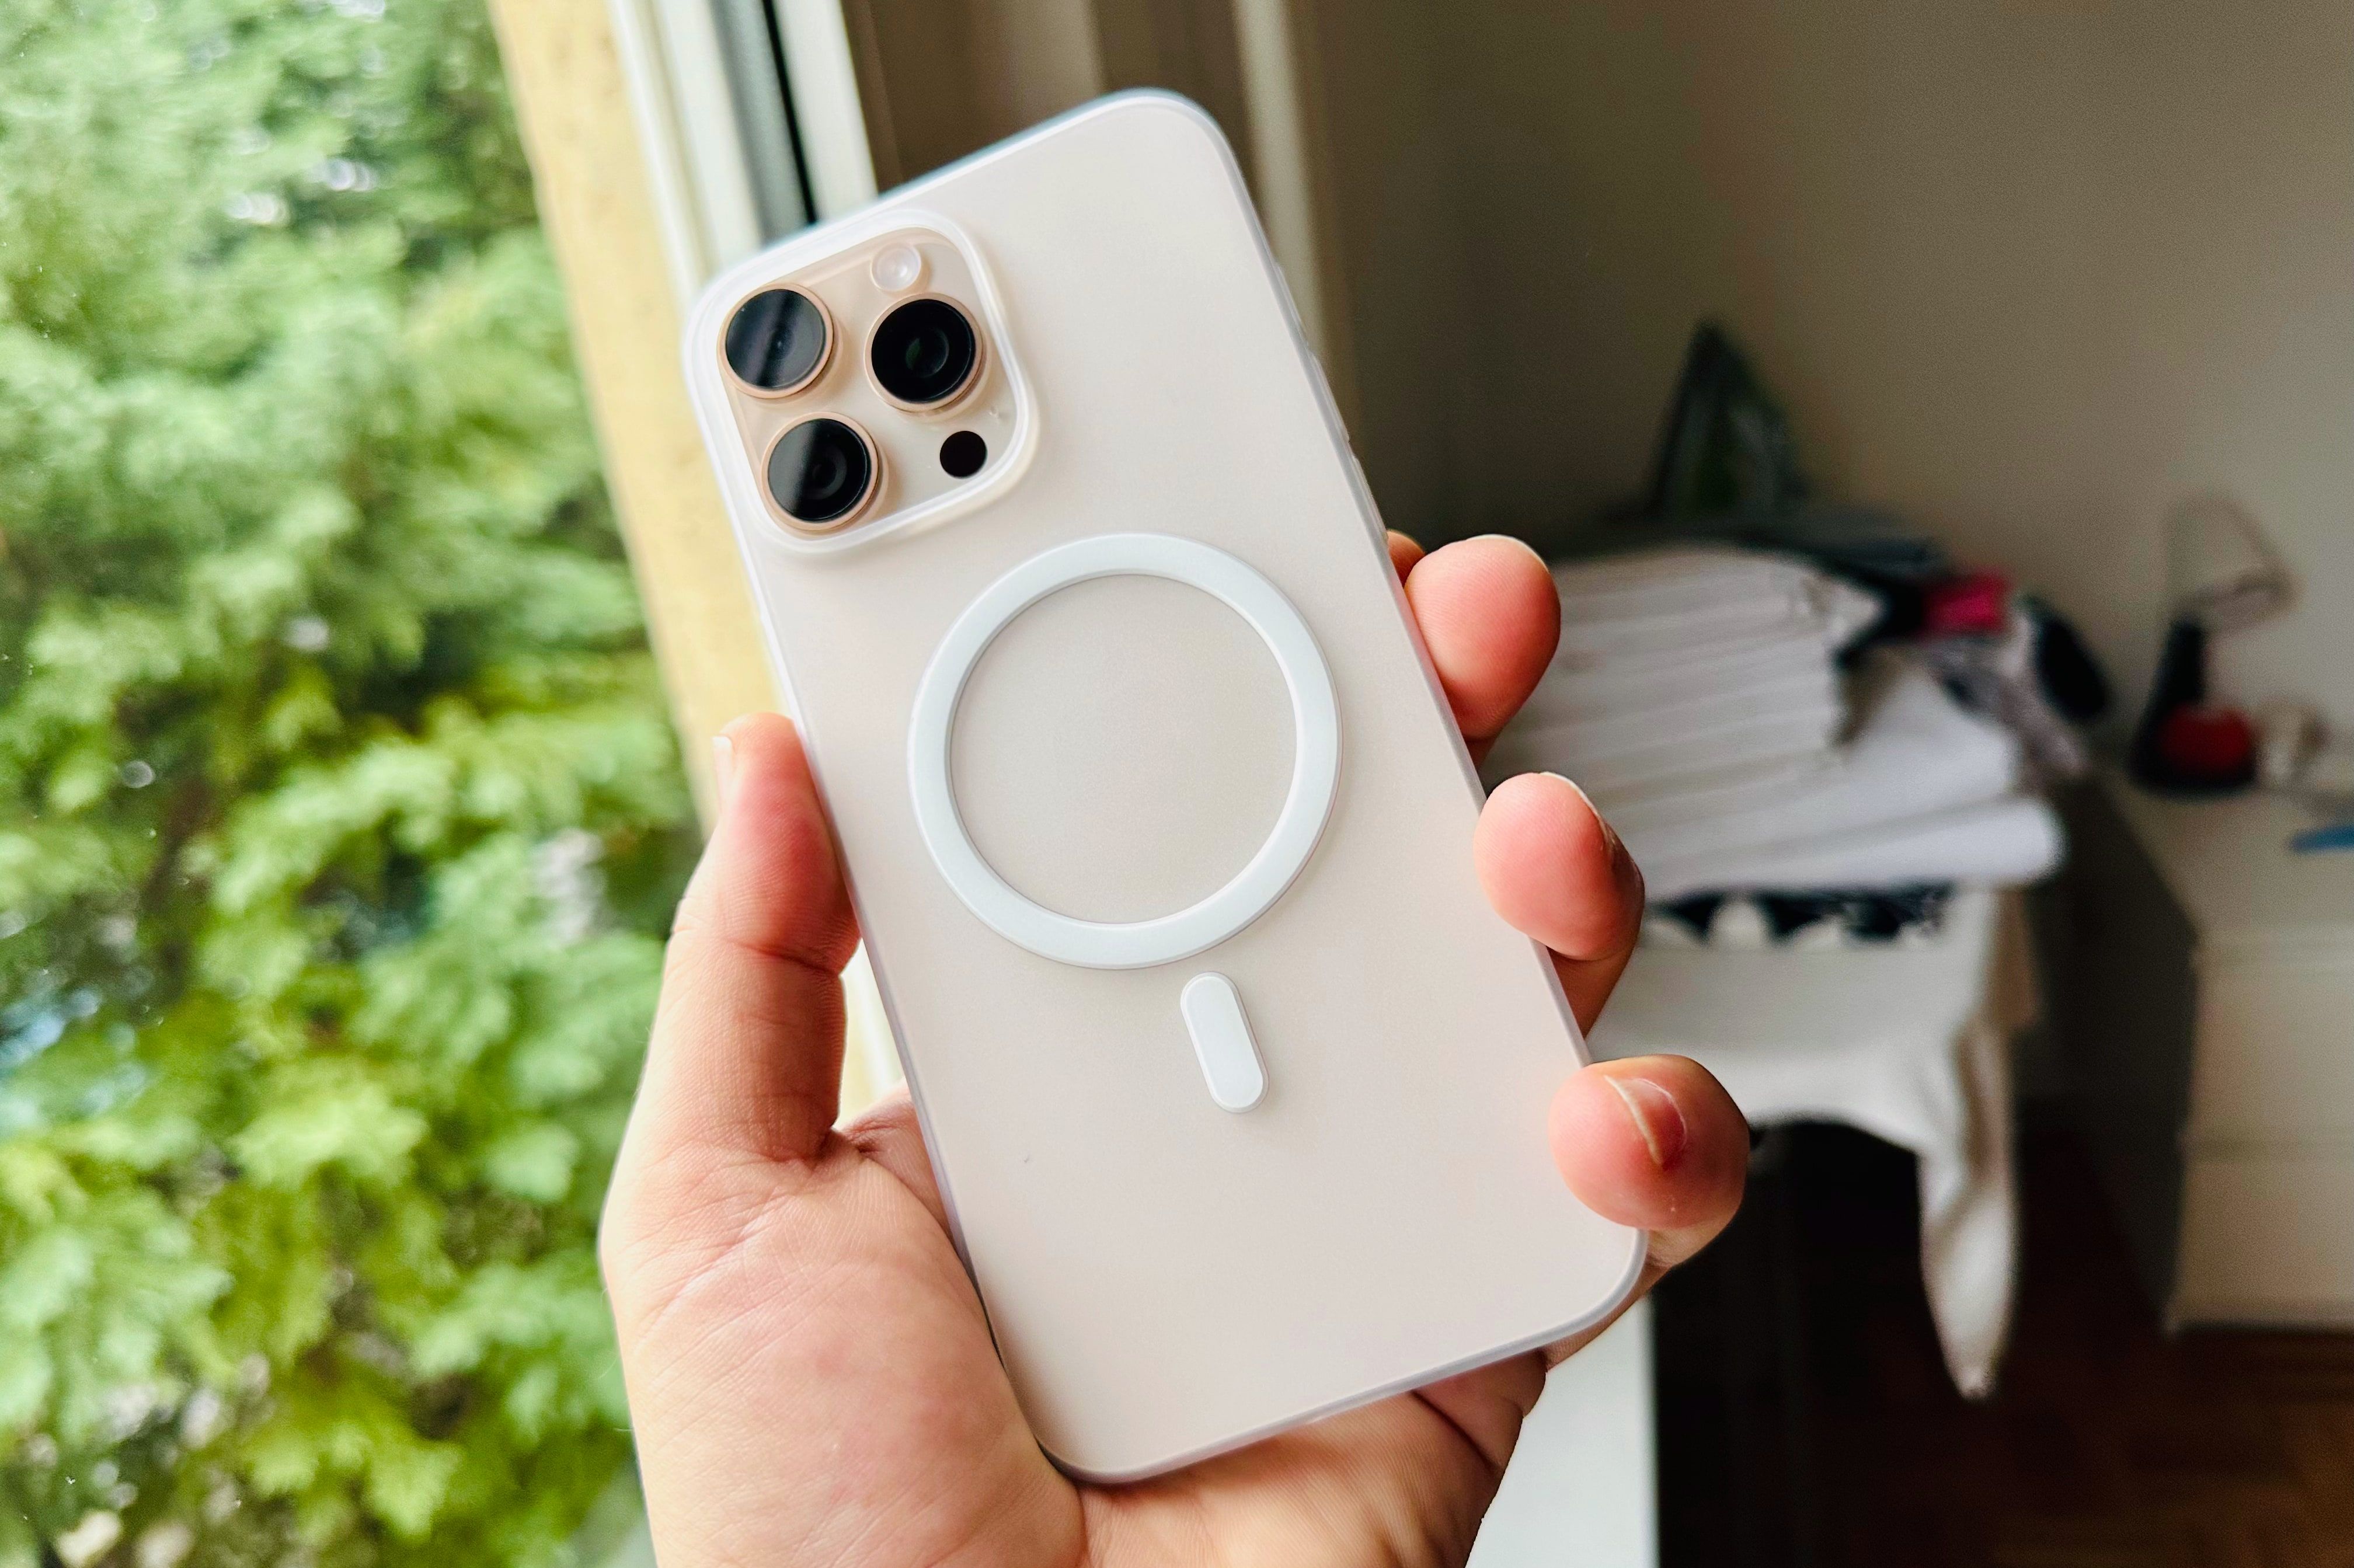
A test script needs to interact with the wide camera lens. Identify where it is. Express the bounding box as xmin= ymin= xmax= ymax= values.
xmin=725 ymin=288 xmax=829 ymax=393
xmin=767 ymin=417 xmax=875 ymax=526
xmin=870 ymin=297 xmax=979 ymax=406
